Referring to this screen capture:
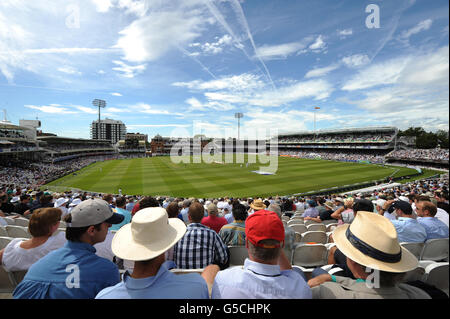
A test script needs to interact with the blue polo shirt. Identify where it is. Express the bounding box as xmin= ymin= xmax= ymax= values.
xmin=95 ymin=261 xmax=209 ymax=299
xmin=211 ymin=259 xmax=312 ymax=299
xmin=13 ymin=241 xmax=120 ymax=299
xmin=417 ymin=217 xmax=449 ymax=240
xmin=391 ymin=217 xmax=427 ymax=243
